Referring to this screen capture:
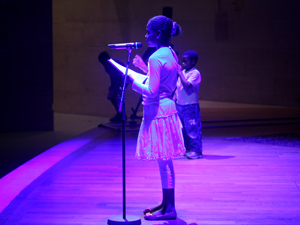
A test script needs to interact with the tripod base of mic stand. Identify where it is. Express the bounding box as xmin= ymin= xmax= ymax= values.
xmin=107 ymin=215 xmax=141 ymax=225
